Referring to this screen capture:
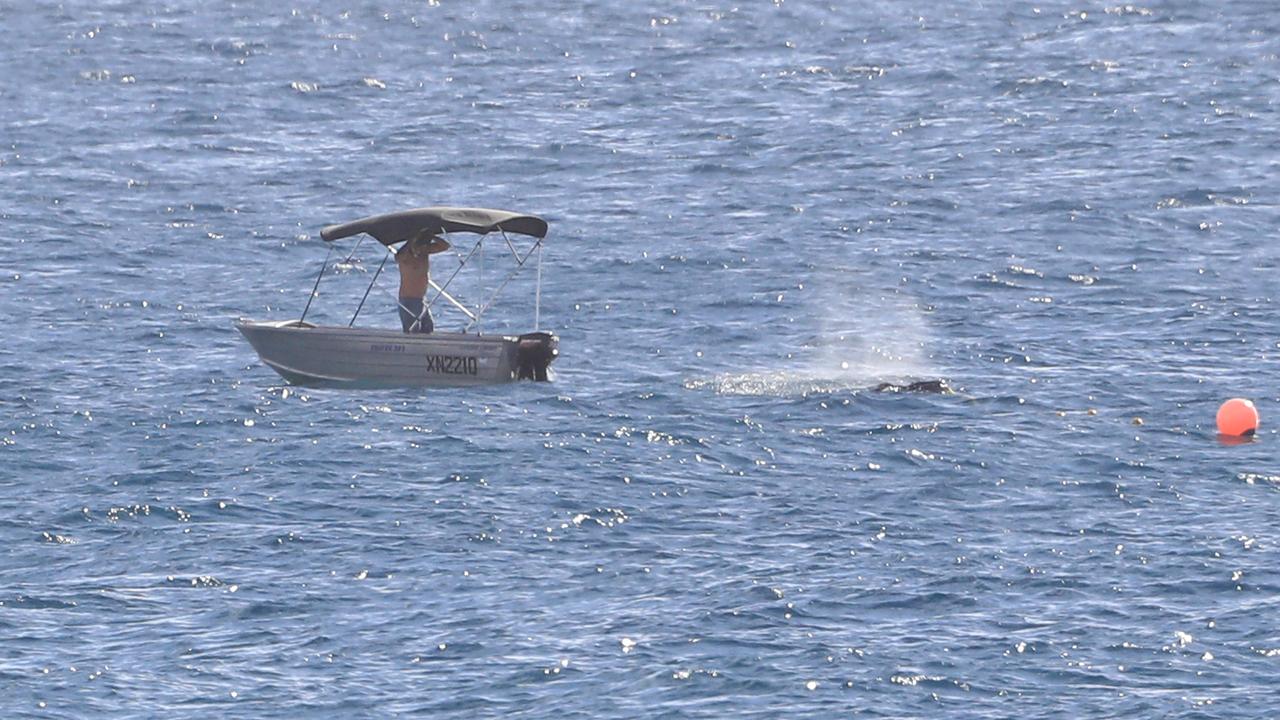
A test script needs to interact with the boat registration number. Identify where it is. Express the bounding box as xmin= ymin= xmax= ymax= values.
xmin=426 ymin=354 xmax=479 ymax=376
